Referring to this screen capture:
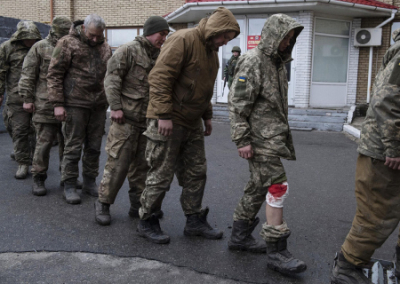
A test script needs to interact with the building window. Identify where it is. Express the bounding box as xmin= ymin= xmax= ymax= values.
xmin=312 ymin=18 xmax=351 ymax=83
xmin=106 ymin=27 xmax=144 ymax=49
